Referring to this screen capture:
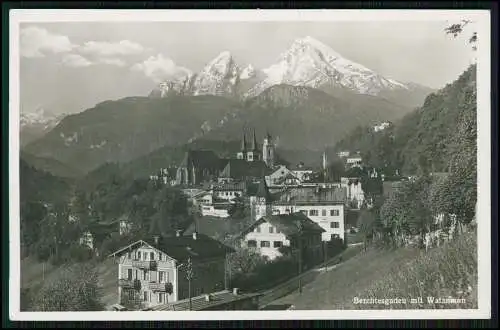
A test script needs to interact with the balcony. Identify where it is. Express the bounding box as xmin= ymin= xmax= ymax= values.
xmin=149 ymin=282 xmax=173 ymax=294
xmin=131 ymin=260 xmax=157 ymax=270
xmin=119 ymin=278 xmax=141 ymax=290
